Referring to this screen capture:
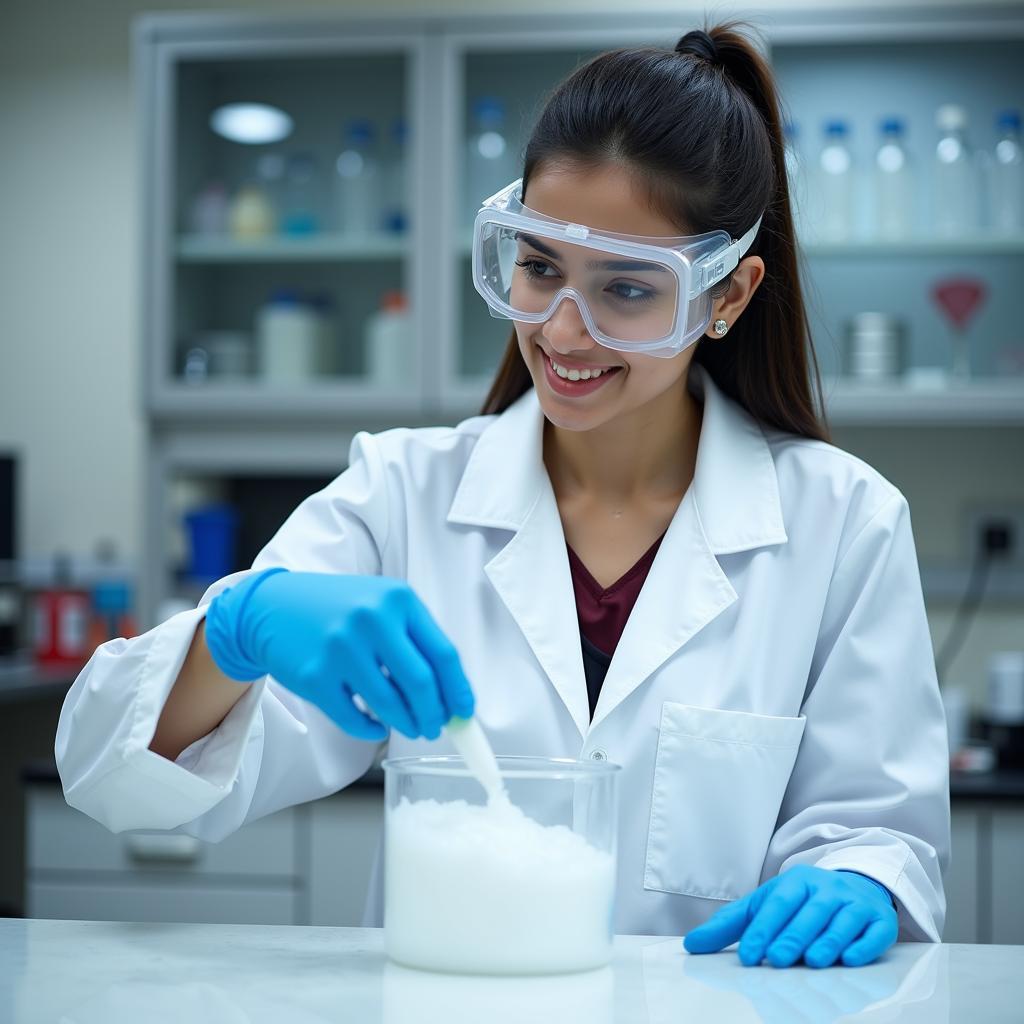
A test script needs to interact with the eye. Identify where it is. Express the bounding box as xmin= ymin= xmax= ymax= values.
xmin=608 ymin=282 xmax=656 ymax=304
xmin=514 ymin=257 xmax=557 ymax=281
